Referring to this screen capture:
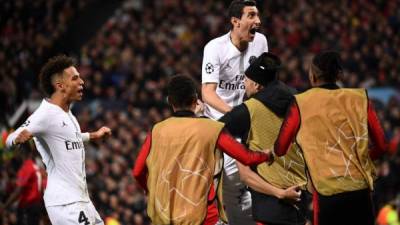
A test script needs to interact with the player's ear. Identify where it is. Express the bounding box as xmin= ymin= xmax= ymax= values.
xmin=309 ymin=70 xmax=318 ymax=86
xmin=231 ymin=17 xmax=240 ymax=29
xmin=52 ymin=74 xmax=65 ymax=93
xmin=55 ymin=82 xmax=63 ymax=90
xmin=255 ymin=83 xmax=263 ymax=91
